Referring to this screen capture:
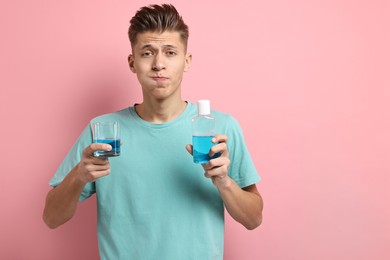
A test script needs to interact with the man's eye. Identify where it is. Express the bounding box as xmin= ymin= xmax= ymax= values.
xmin=142 ymin=51 xmax=152 ymax=57
xmin=167 ymin=51 xmax=176 ymax=56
